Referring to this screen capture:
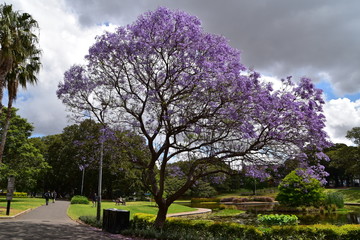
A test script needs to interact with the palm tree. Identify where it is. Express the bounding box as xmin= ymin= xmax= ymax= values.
xmin=0 ymin=4 xmax=41 ymax=163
